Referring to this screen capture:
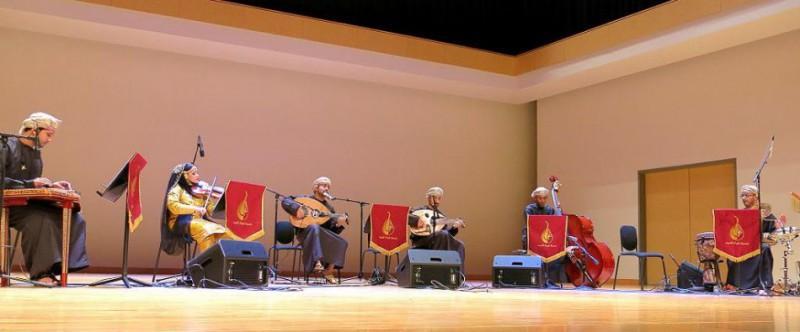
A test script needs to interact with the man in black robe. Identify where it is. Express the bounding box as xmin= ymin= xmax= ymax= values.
xmin=281 ymin=176 xmax=348 ymax=284
xmin=523 ymin=186 xmax=565 ymax=287
xmin=405 ymin=187 xmax=466 ymax=273
xmin=2 ymin=112 xmax=89 ymax=285
xmin=725 ymin=185 xmax=782 ymax=292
